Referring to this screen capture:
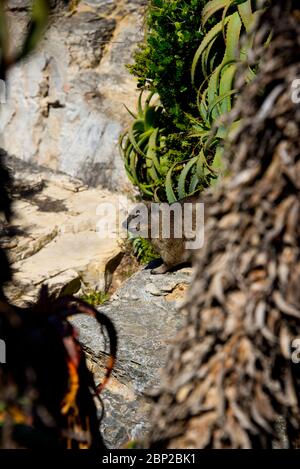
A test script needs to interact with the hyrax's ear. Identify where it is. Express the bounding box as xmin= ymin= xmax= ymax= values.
xmin=125 ymin=203 xmax=150 ymax=237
